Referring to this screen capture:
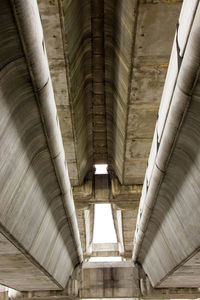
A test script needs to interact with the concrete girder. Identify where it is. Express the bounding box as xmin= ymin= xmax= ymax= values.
xmin=10 ymin=265 xmax=200 ymax=300
xmin=133 ymin=0 xmax=200 ymax=288
xmin=0 ymin=0 xmax=82 ymax=290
